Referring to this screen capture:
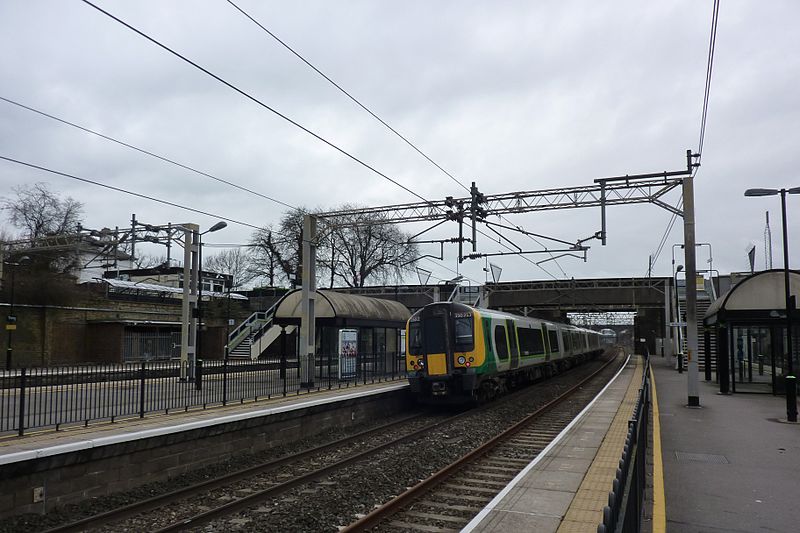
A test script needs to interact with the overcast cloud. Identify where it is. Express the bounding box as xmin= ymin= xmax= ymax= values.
xmin=1 ymin=0 xmax=799 ymax=286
